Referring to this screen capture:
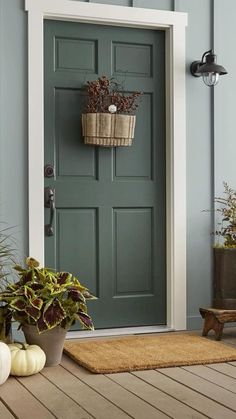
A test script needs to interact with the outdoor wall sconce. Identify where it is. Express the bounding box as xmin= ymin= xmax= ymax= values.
xmin=190 ymin=50 xmax=227 ymax=86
